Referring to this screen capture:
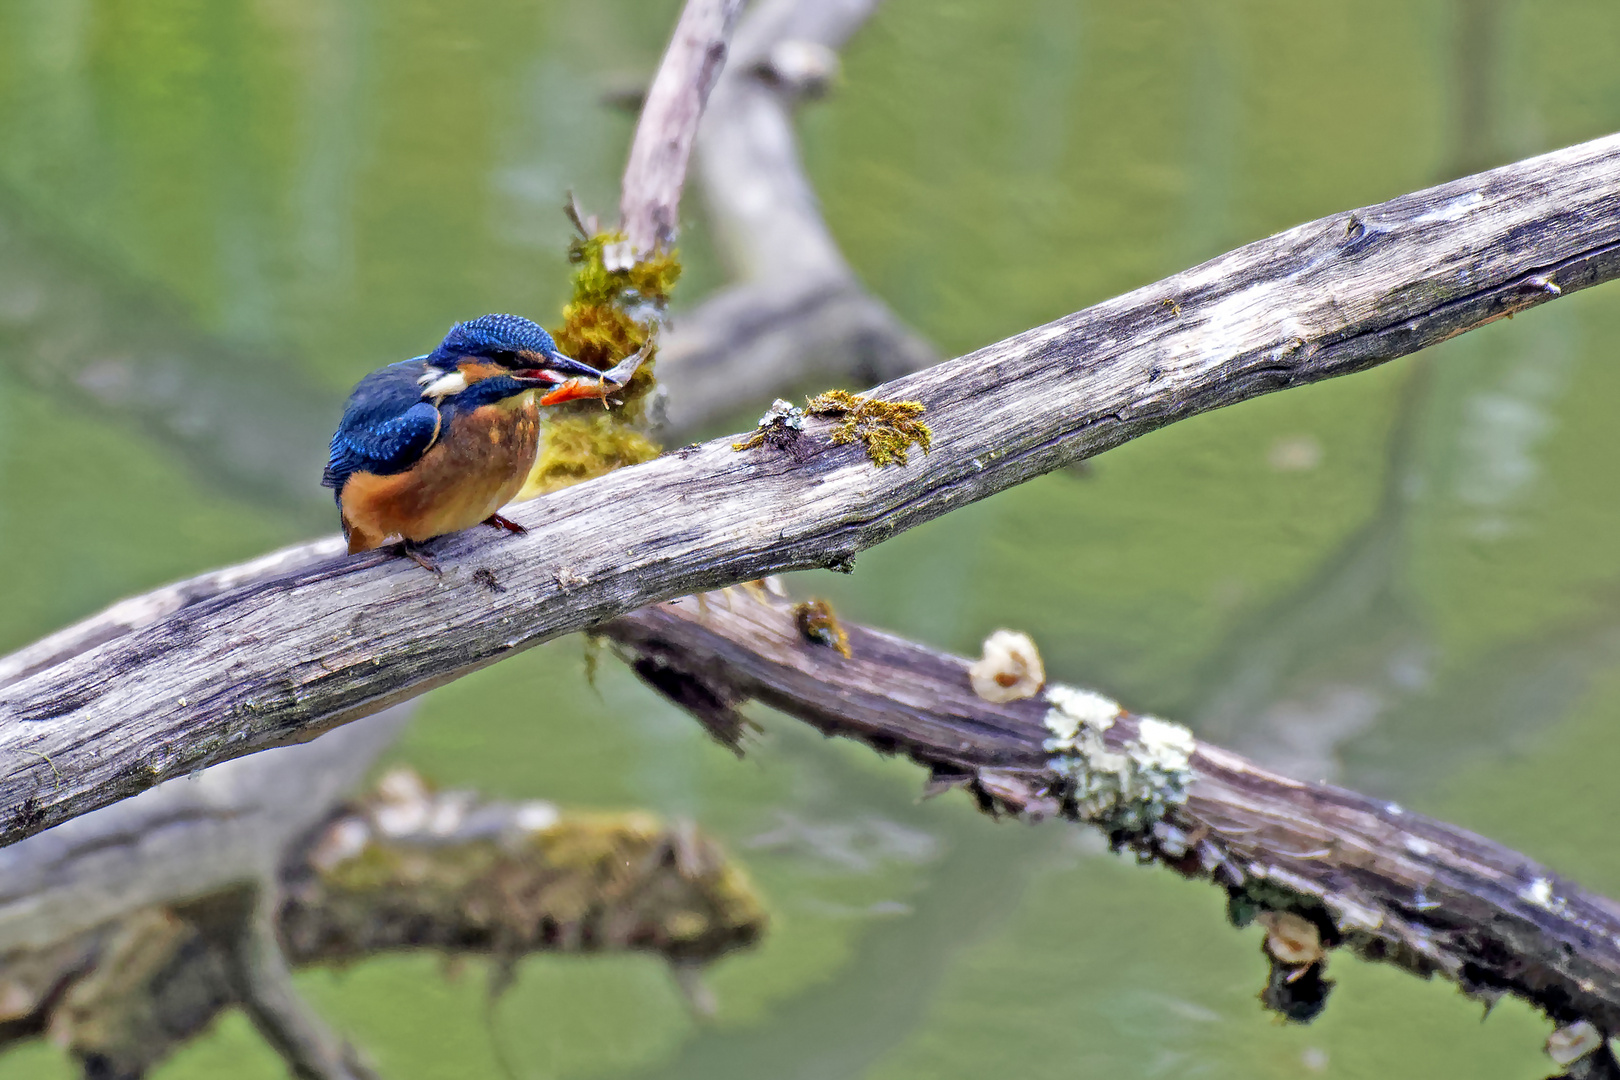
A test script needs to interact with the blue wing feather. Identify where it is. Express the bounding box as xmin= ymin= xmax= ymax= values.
xmin=322 ymin=359 xmax=442 ymax=494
